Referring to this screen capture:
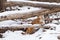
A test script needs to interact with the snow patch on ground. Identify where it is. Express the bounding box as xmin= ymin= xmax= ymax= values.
xmin=2 ymin=30 xmax=40 ymax=40
xmin=2 ymin=25 xmax=59 ymax=40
